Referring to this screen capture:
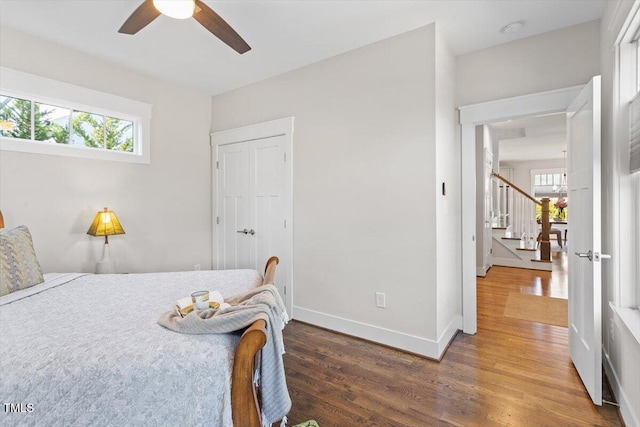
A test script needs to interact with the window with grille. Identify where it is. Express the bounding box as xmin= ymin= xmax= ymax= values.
xmin=0 ymin=68 xmax=151 ymax=164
